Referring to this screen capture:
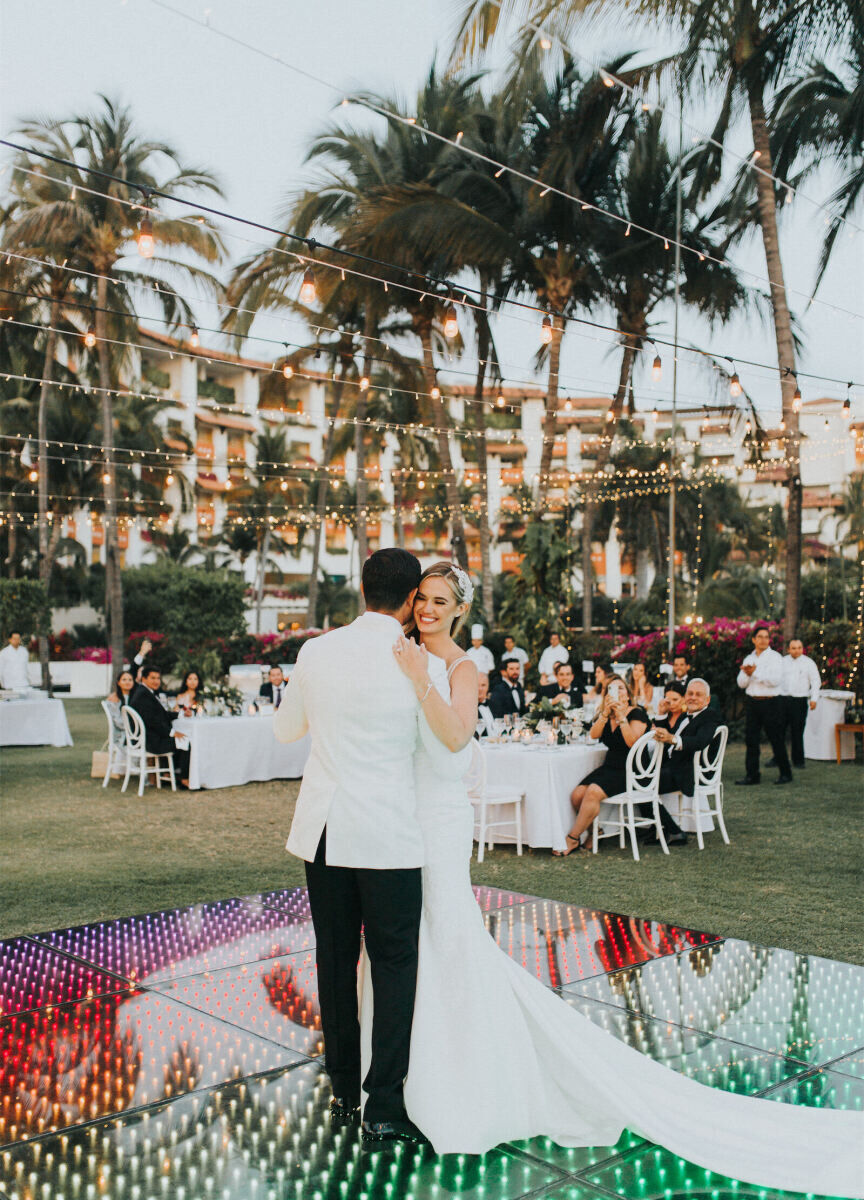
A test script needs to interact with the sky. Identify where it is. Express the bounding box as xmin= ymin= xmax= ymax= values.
xmin=1 ymin=0 xmax=862 ymax=422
